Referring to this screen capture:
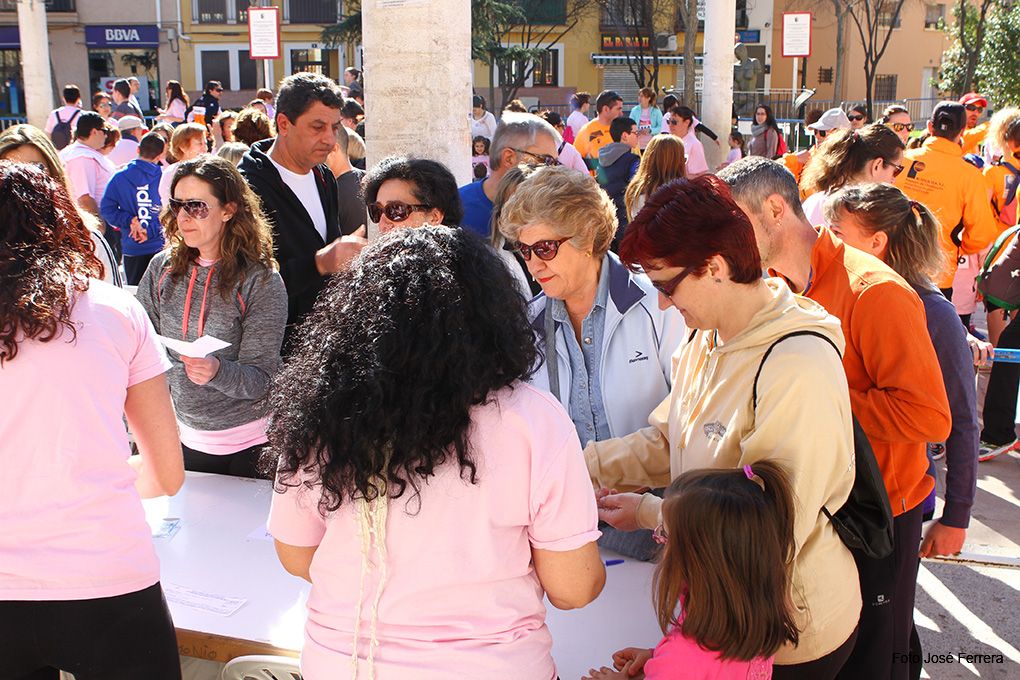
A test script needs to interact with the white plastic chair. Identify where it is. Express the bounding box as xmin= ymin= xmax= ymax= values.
xmin=220 ymin=655 xmax=302 ymax=680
